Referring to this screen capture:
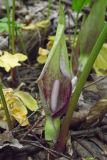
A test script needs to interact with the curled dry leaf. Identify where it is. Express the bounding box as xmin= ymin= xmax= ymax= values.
xmin=9 ymin=97 xmax=29 ymax=126
xmin=4 ymin=89 xmax=29 ymax=126
xmin=0 ymin=88 xmax=38 ymax=128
